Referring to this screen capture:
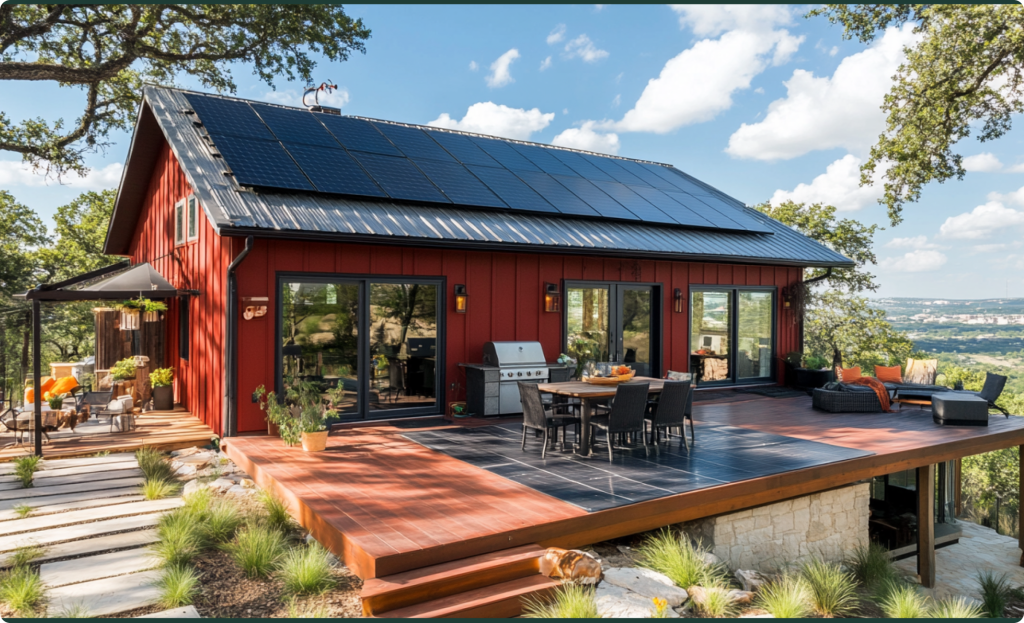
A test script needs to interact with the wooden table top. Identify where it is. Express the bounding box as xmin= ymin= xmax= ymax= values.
xmin=536 ymin=376 xmax=665 ymax=398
